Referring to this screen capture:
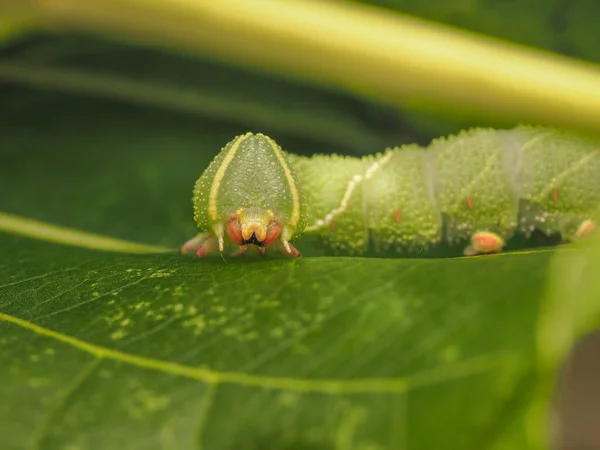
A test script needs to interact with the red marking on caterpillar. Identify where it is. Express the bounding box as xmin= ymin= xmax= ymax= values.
xmin=394 ymin=210 xmax=402 ymax=223
xmin=553 ymin=188 xmax=559 ymax=202
xmin=466 ymin=197 xmax=473 ymax=210
xmin=330 ymin=221 xmax=337 ymax=233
